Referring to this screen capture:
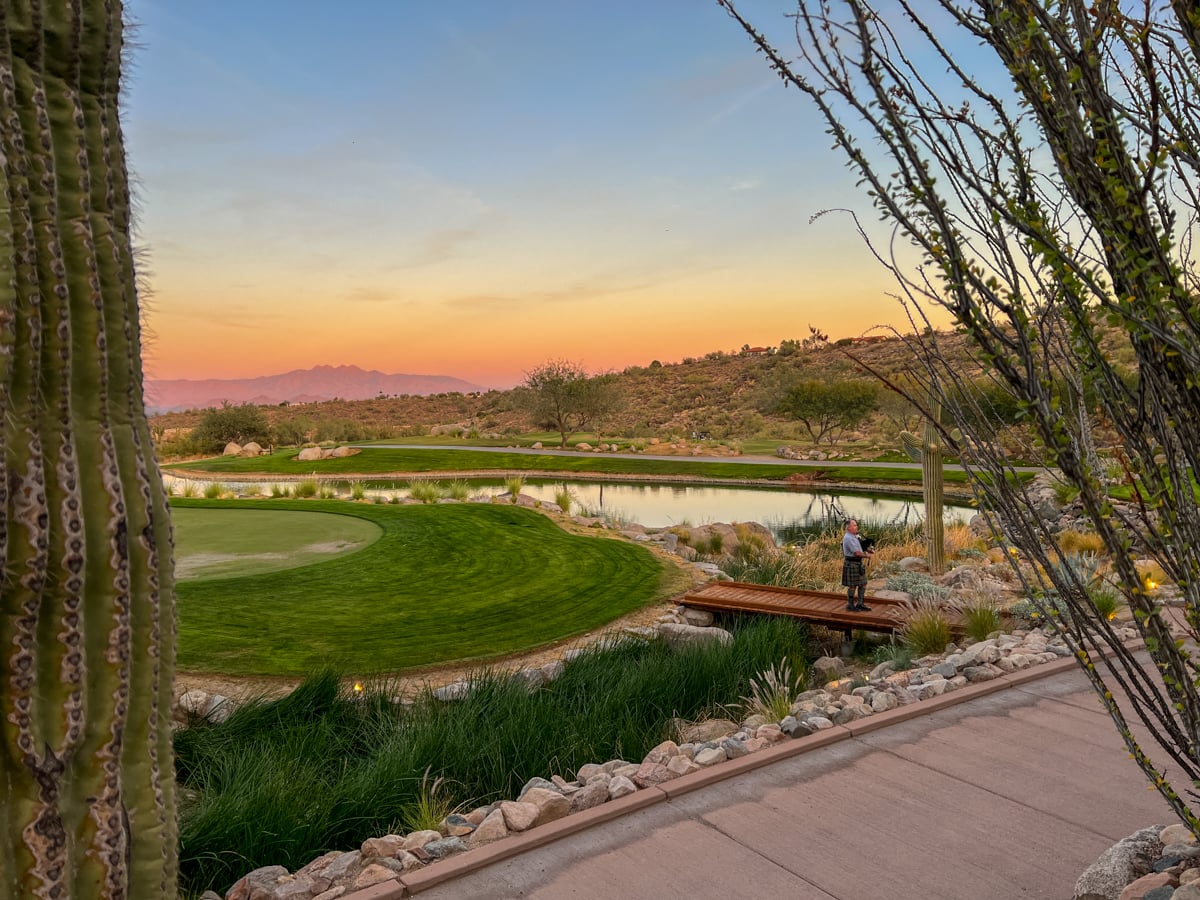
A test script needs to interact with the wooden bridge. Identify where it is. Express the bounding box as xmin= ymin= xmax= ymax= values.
xmin=680 ymin=580 xmax=970 ymax=637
